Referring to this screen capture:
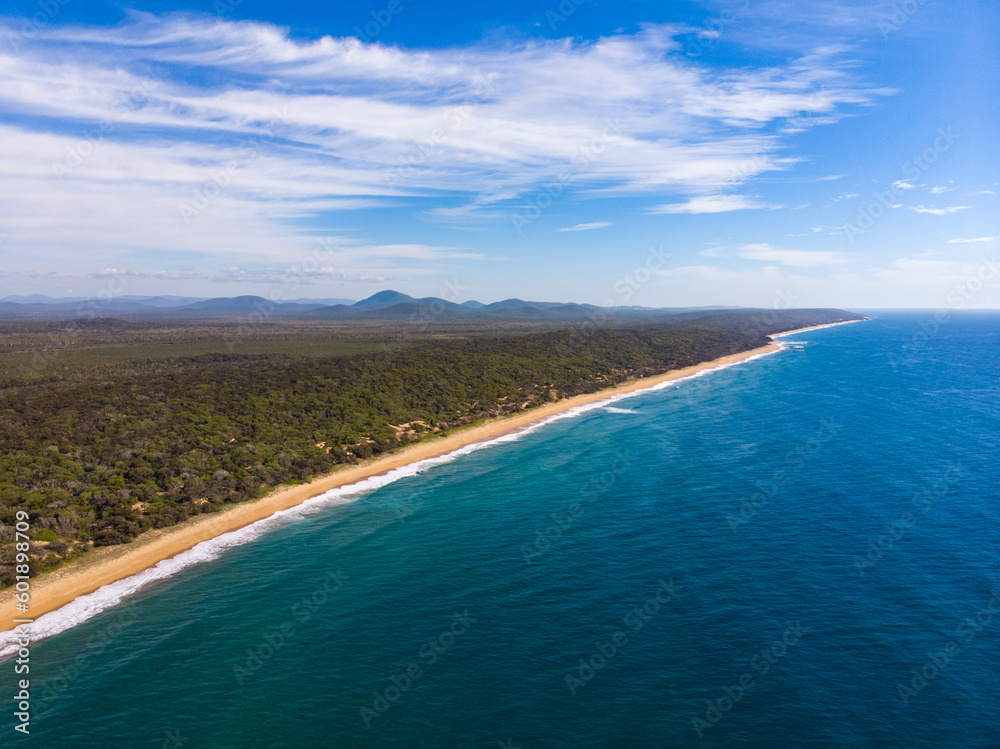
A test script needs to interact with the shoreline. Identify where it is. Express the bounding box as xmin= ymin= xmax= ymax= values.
xmin=0 ymin=321 xmax=858 ymax=634
xmin=771 ymin=318 xmax=865 ymax=337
